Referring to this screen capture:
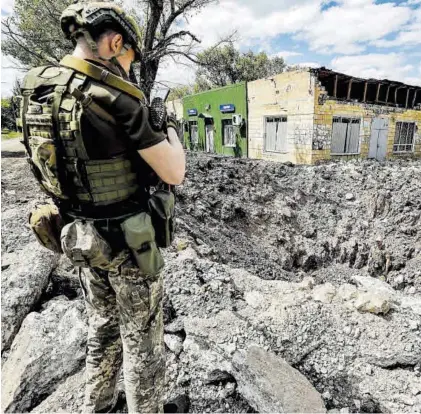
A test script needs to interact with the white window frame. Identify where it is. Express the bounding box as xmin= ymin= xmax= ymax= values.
xmin=393 ymin=121 xmax=416 ymax=153
xmin=222 ymin=119 xmax=235 ymax=147
xmin=264 ymin=116 xmax=288 ymax=153
xmin=330 ymin=116 xmax=361 ymax=155
xmin=189 ymin=121 xmax=198 ymax=144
